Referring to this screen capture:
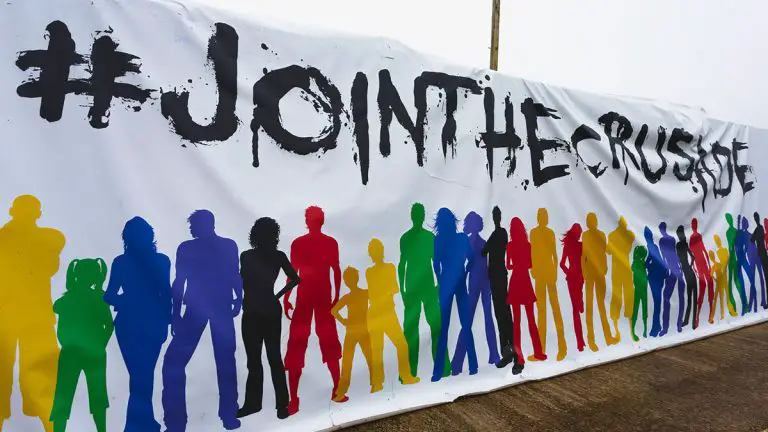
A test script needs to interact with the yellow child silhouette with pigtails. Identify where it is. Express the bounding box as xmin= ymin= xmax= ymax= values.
xmin=366 ymin=239 xmax=419 ymax=392
xmin=529 ymin=208 xmax=567 ymax=361
xmin=331 ymin=267 xmax=375 ymax=401
xmin=0 ymin=195 xmax=65 ymax=432
xmin=607 ymin=216 xmax=635 ymax=343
